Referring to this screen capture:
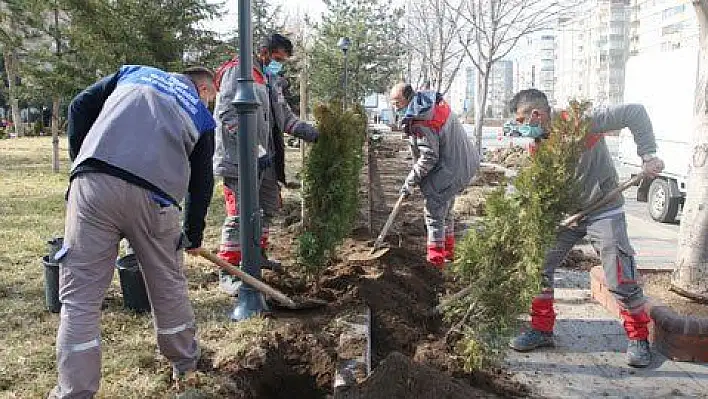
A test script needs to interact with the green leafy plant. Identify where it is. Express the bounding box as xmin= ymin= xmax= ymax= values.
xmin=449 ymin=100 xmax=592 ymax=370
xmin=297 ymin=102 xmax=367 ymax=280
